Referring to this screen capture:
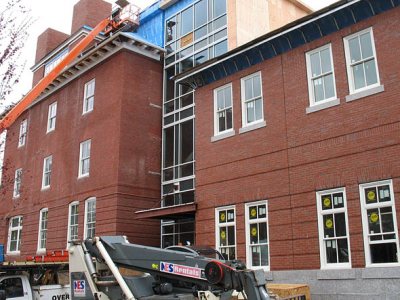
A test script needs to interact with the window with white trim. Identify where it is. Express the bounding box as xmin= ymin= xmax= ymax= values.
xmin=83 ymin=79 xmax=95 ymax=114
xmin=359 ymin=180 xmax=400 ymax=266
xmin=306 ymin=44 xmax=336 ymax=105
xmin=7 ymin=216 xmax=22 ymax=254
xmin=18 ymin=119 xmax=27 ymax=147
xmin=44 ymin=48 xmax=68 ymax=76
xmin=13 ymin=168 xmax=22 ymax=198
xmin=78 ymin=139 xmax=91 ymax=177
xmin=42 ymin=155 xmax=52 ymax=189
xmin=344 ymin=28 xmax=380 ymax=94
xmin=241 ymin=72 xmax=263 ymax=127
xmin=317 ymin=188 xmax=351 ymax=269
xmin=216 ymin=206 xmax=236 ymax=260
xmin=84 ymin=198 xmax=96 ymax=239
xmin=47 ymin=102 xmax=57 ymax=133
xmin=245 ymin=201 xmax=269 ymax=270
xmin=67 ymin=201 xmax=79 ymax=247
xmin=214 ymin=83 xmax=233 ymax=135
xmin=37 ymin=208 xmax=48 ymax=252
